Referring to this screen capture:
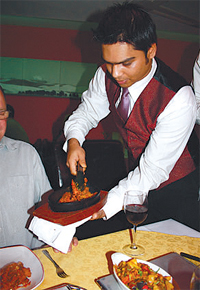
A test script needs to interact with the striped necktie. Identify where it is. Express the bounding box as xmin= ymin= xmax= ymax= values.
xmin=117 ymin=88 xmax=130 ymax=121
